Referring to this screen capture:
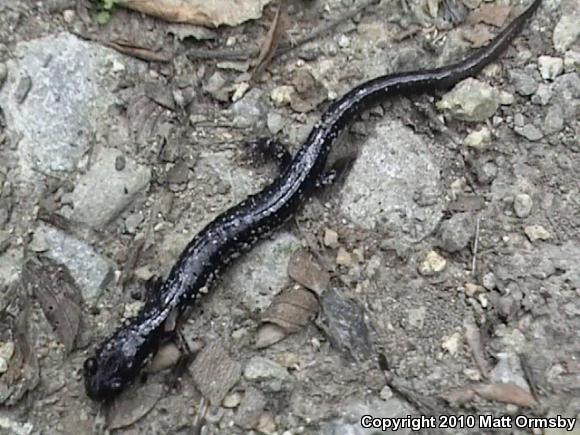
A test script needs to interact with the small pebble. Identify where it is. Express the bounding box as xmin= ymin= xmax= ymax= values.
xmin=463 ymin=127 xmax=492 ymax=150
xmin=441 ymin=332 xmax=462 ymax=355
xmin=538 ymin=56 xmax=564 ymax=80
xmin=256 ymin=413 xmax=276 ymax=434
xmin=464 ymin=283 xmax=484 ymax=297
xmin=336 ymin=247 xmax=352 ymax=266
xmin=270 ymin=86 xmax=295 ymax=107
xmin=266 ymin=112 xmax=284 ymax=134
xmin=564 ymin=50 xmax=580 ymax=72
xmin=222 ymin=392 xmax=242 ymax=408
xmin=514 ymin=124 xmax=543 ymax=141
xmin=531 ymin=83 xmax=552 ymax=105
xmin=543 ymin=105 xmax=565 ymax=134
xmin=418 ymin=251 xmax=447 ymax=276
xmin=63 ymin=9 xmax=75 ymax=23
xmin=524 ymin=224 xmax=551 ymax=242
xmin=323 ymin=228 xmax=339 ymax=248
xmin=379 ymin=385 xmax=393 ymax=400
xmin=553 ymin=15 xmax=580 ymax=52
xmin=482 ymin=272 xmax=497 ymax=290
xmin=114 ymin=155 xmax=125 ymax=171
xmin=513 ymin=193 xmax=533 ymax=218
